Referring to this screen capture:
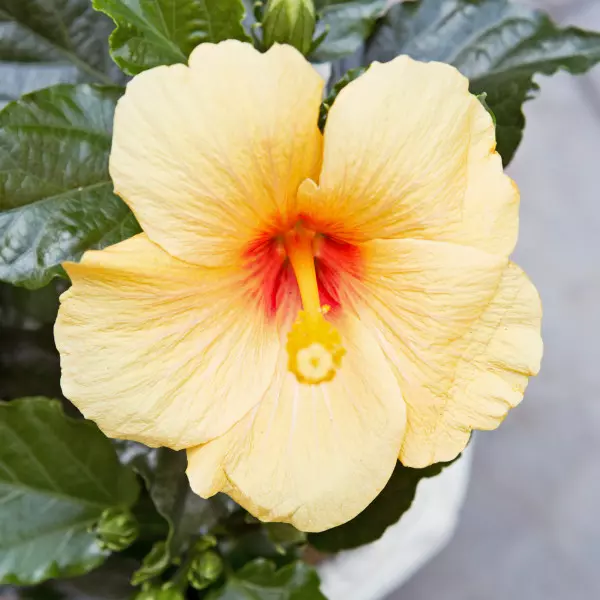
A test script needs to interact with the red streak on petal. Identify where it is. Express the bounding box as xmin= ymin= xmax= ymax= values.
xmin=243 ymin=232 xmax=362 ymax=320
xmin=315 ymin=236 xmax=362 ymax=315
